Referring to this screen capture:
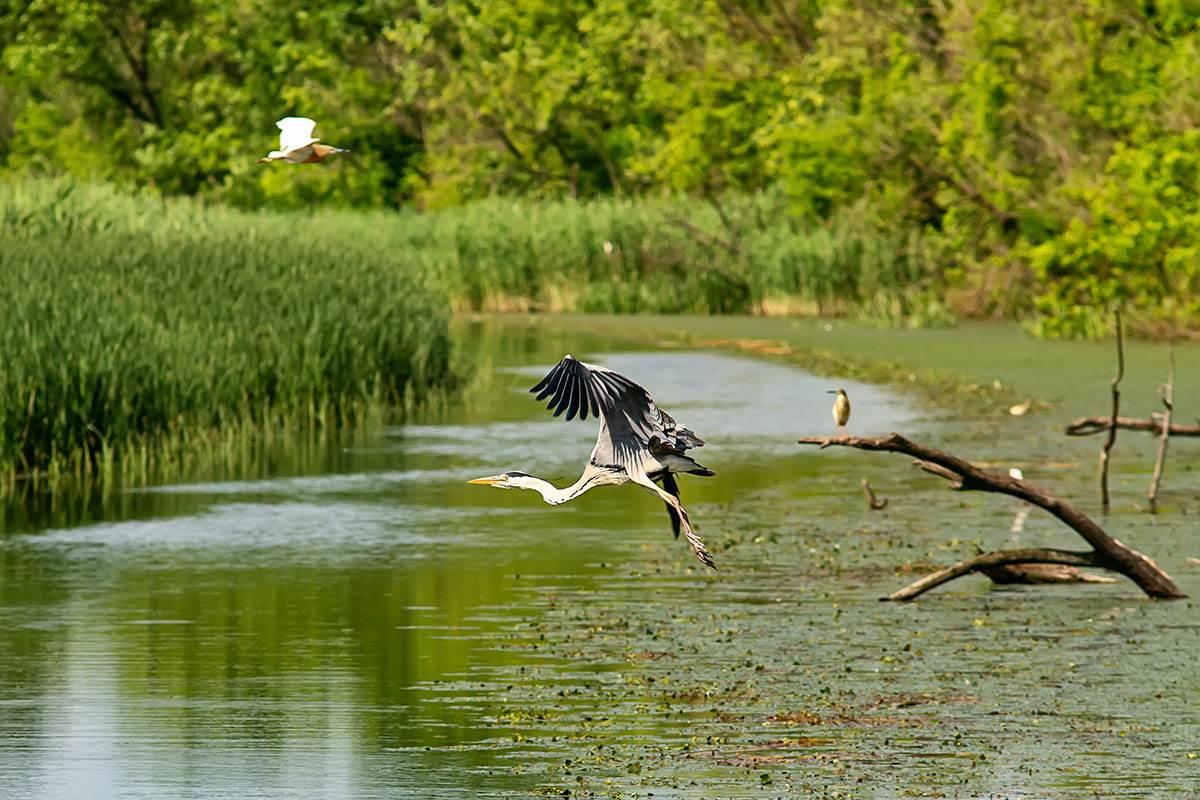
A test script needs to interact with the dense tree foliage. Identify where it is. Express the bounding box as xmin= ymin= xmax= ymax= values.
xmin=4 ymin=1 xmax=1200 ymax=333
